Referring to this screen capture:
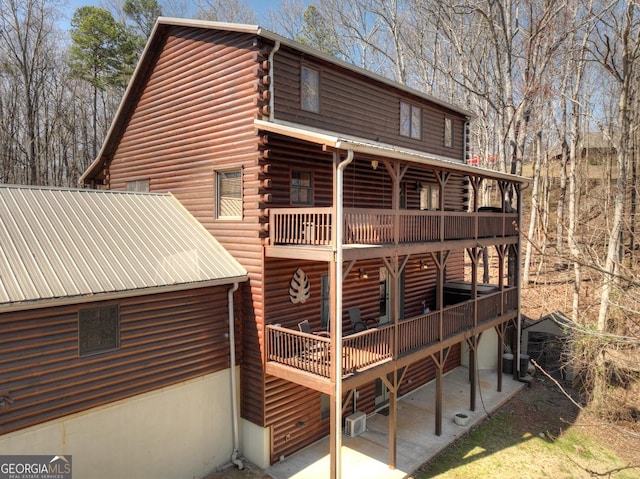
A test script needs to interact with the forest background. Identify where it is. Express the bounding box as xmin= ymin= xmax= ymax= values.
xmin=1 ymin=0 xmax=638 ymax=433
